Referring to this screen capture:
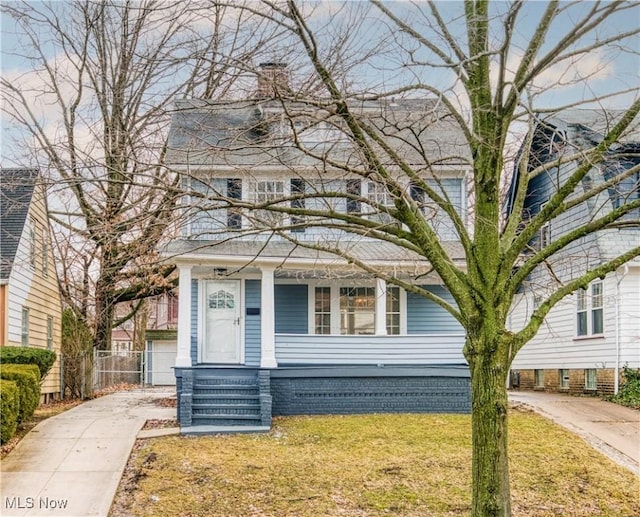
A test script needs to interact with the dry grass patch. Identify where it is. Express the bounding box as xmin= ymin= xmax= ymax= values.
xmin=110 ymin=409 xmax=640 ymax=517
